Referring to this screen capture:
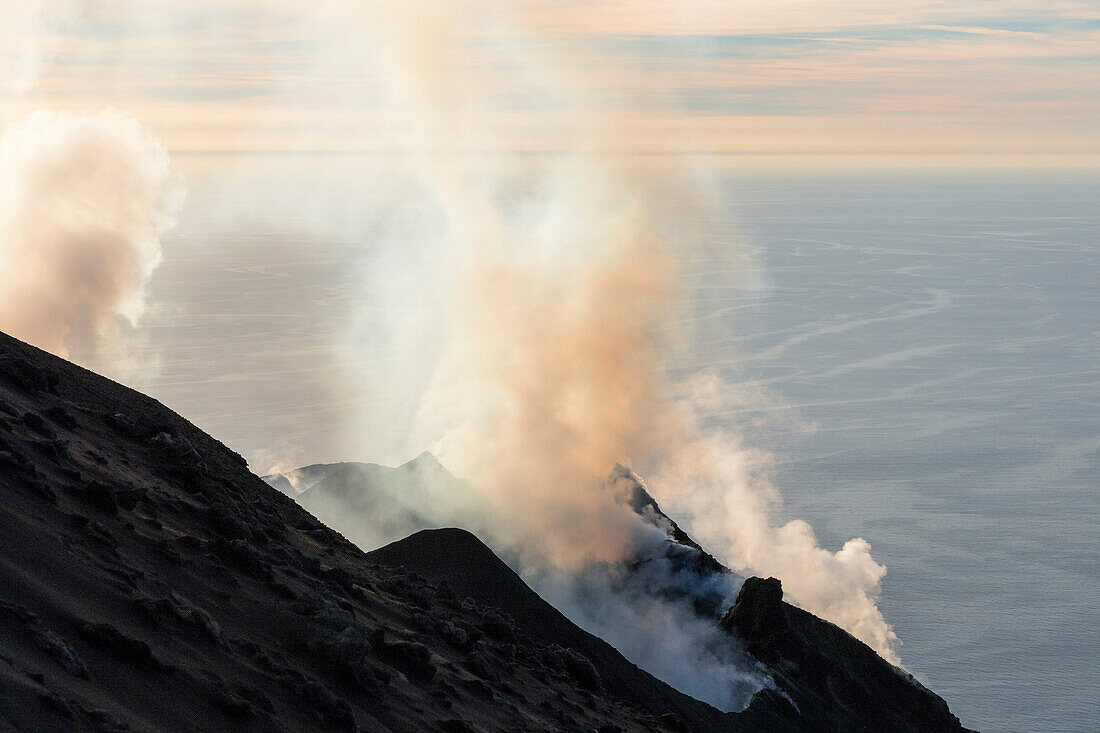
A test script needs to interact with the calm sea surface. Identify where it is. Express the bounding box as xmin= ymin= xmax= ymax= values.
xmin=685 ymin=170 xmax=1100 ymax=733
xmin=140 ymin=161 xmax=1099 ymax=732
